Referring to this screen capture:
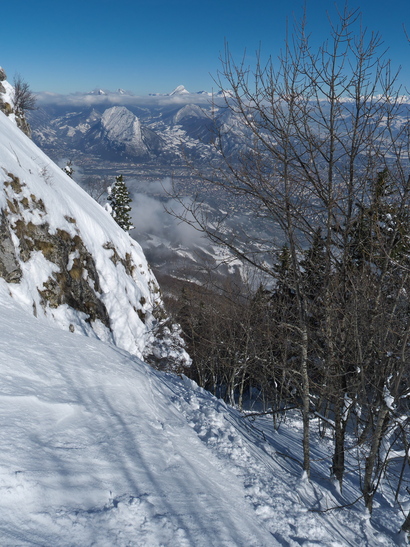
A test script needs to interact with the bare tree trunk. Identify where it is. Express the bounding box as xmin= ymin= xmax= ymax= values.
xmin=363 ymin=404 xmax=390 ymax=513
xmin=332 ymin=401 xmax=347 ymax=489
xmin=300 ymin=321 xmax=310 ymax=477
xmin=401 ymin=511 xmax=410 ymax=535
xmin=238 ymin=369 xmax=246 ymax=410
